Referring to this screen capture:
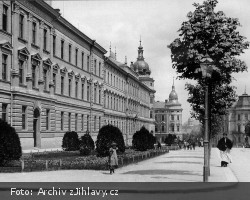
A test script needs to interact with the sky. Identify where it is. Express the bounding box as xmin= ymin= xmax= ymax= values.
xmin=51 ymin=0 xmax=250 ymax=123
